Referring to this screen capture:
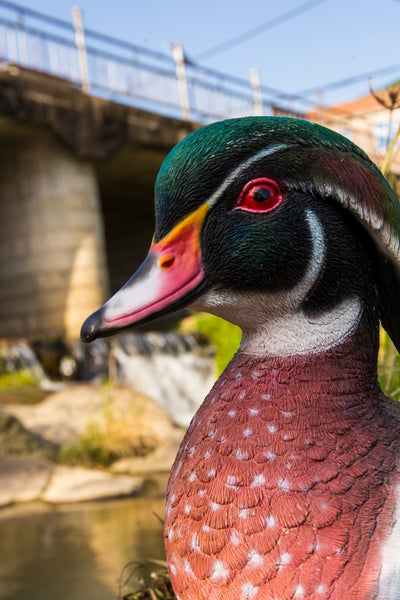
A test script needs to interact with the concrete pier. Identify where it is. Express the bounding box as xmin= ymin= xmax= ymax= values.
xmin=0 ymin=66 xmax=197 ymax=340
xmin=0 ymin=121 xmax=108 ymax=339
